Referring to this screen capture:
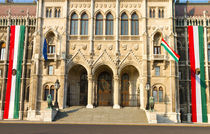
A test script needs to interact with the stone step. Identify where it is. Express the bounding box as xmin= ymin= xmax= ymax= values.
xmin=54 ymin=106 xmax=148 ymax=124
